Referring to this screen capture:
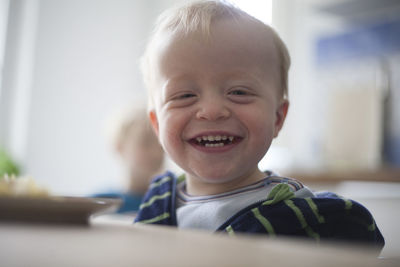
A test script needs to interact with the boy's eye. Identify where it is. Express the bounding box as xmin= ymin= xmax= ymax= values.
xmin=167 ymin=91 xmax=198 ymax=107
xmin=228 ymin=87 xmax=254 ymax=96
xmin=227 ymin=87 xmax=256 ymax=104
xmin=177 ymin=93 xmax=196 ymax=99
xmin=229 ymin=89 xmax=248 ymax=96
